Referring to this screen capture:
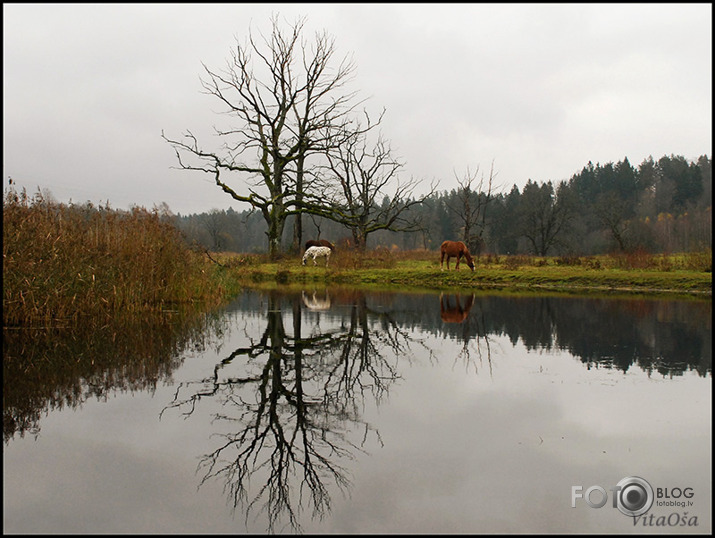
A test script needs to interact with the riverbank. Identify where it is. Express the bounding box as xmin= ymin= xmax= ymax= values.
xmin=213 ymin=250 xmax=712 ymax=298
xmin=3 ymin=184 xmax=710 ymax=331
